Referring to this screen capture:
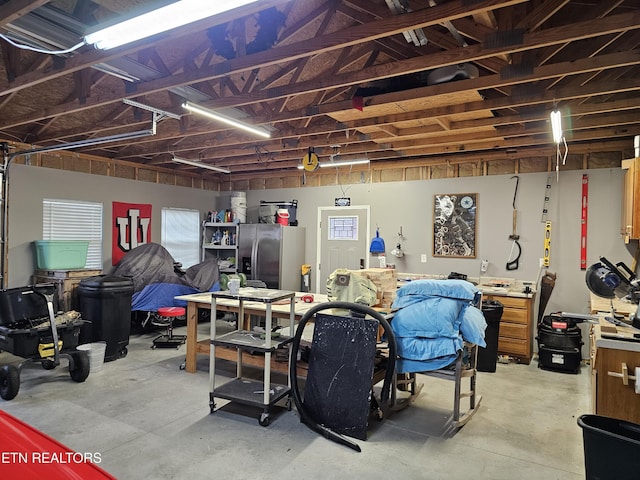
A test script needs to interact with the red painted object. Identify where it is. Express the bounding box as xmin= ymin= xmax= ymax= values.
xmin=580 ymin=174 xmax=588 ymax=270
xmin=157 ymin=306 xmax=185 ymax=317
xmin=0 ymin=410 xmax=116 ymax=479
